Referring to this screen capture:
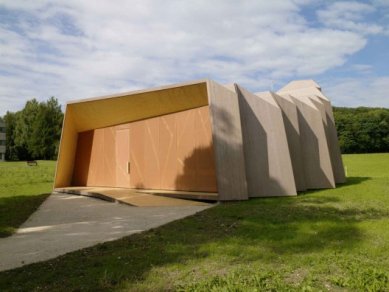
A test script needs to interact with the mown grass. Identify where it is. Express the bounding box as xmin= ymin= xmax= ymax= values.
xmin=0 ymin=154 xmax=388 ymax=291
xmin=0 ymin=161 xmax=56 ymax=237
